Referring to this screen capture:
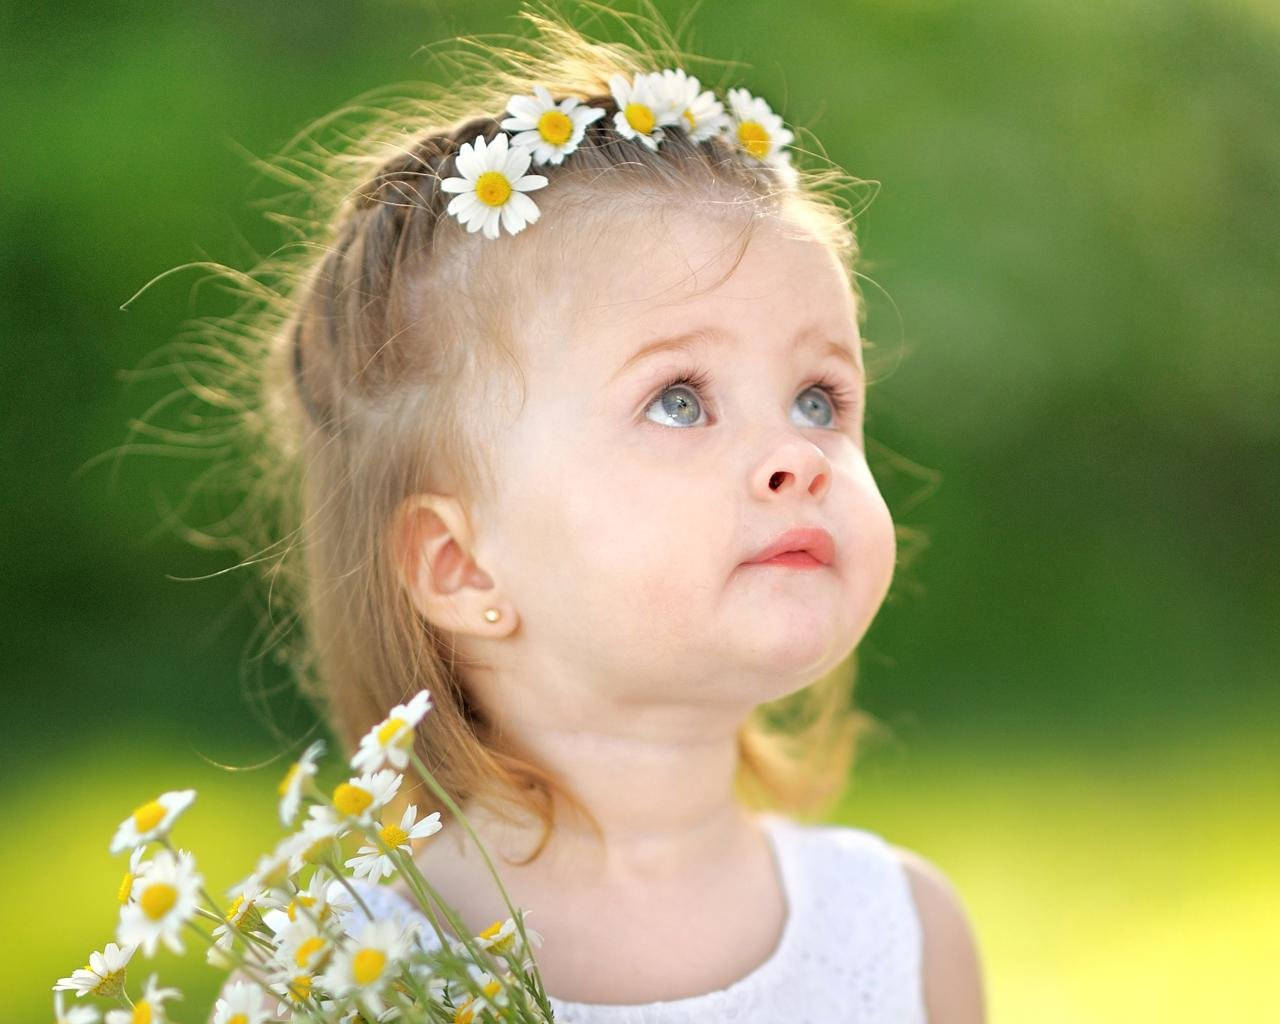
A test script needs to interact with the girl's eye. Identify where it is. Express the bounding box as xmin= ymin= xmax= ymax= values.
xmin=642 ymin=366 xmax=858 ymax=430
